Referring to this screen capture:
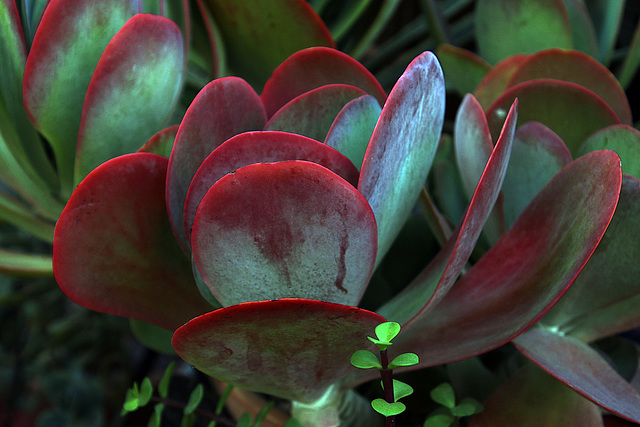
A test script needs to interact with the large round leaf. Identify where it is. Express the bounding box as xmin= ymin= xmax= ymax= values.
xmin=192 ymin=161 xmax=377 ymax=307
xmin=53 ymin=153 xmax=211 ymax=331
xmin=172 ymin=299 xmax=385 ymax=403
